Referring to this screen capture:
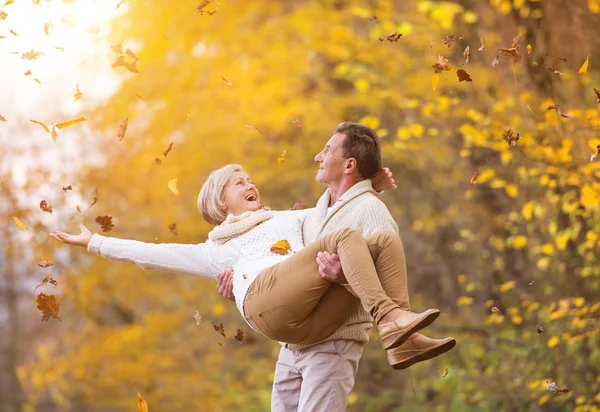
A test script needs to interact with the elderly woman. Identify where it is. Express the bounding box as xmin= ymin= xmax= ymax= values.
xmin=50 ymin=164 xmax=447 ymax=356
